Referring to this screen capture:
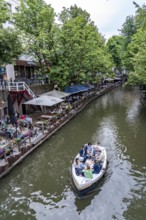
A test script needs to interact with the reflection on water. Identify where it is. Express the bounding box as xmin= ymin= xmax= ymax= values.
xmin=0 ymin=87 xmax=146 ymax=219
